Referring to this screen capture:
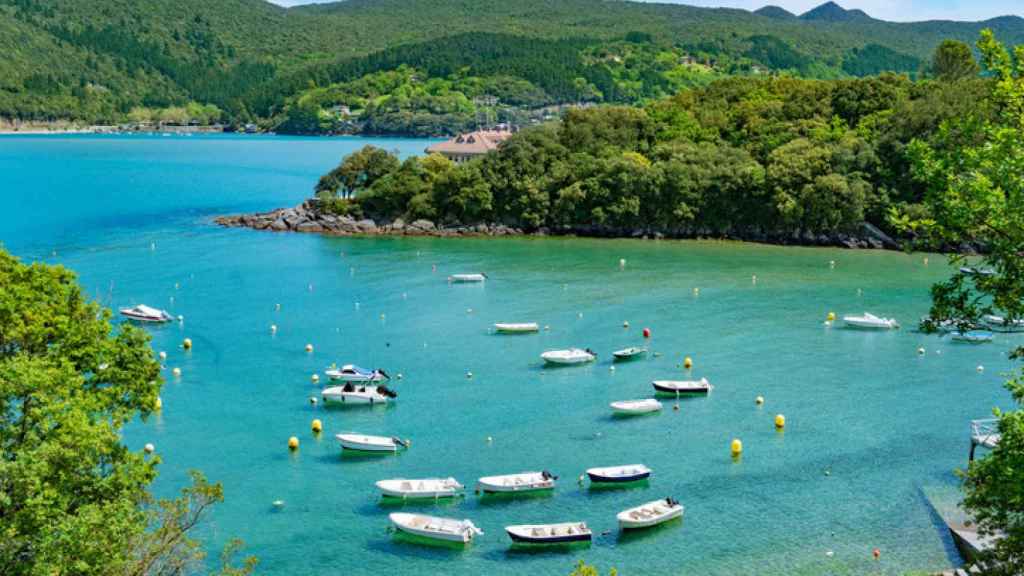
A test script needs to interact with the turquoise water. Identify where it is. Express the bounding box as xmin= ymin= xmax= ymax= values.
xmin=2 ymin=134 xmax=1018 ymax=575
